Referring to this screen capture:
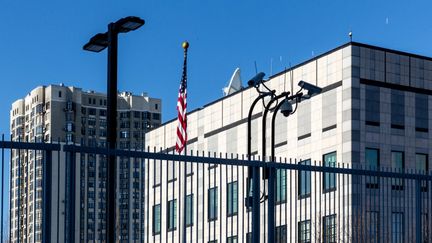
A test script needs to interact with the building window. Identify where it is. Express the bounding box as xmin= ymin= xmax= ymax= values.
xmin=392 ymin=212 xmax=404 ymax=243
xmin=152 ymin=204 xmax=161 ymax=235
xmin=276 ymin=225 xmax=287 ymax=243
xmin=227 ymin=181 xmax=238 ymax=216
xmin=276 ymin=169 xmax=286 ymax=203
xmin=167 ymin=199 xmax=177 ymax=231
xmin=298 ymin=220 xmax=311 ymax=243
xmin=416 ymin=153 xmax=428 ymax=191
xmin=365 ymin=86 xmax=380 ymax=126
xmin=246 ymin=232 xmax=252 ymax=243
xmin=366 ymin=211 xmax=379 ymax=241
xmin=58 ymin=91 xmax=62 ymax=98
xmin=208 ymin=187 xmax=218 ymax=221
xmin=227 ymin=236 xmax=237 ymax=243
xmin=391 ymin=90 xmax=405 ymax=129
xmin=323 ymin=214 xmax=336 ymax=243
xmin=299 ymin=159 xmax=311 ymax=198
xmin=323 ymin=152 xmax=337 ymax=192
xmin=120 ymin=131 xmax=129 ymax=138
xmin=415 ymin=94 xmax=428 ymax=132
xmin=365 ymin=148 xmax=379 ymax=188
xmin=186 ymin=194 xmax=193 ymax=226
xmin=391 ymin=151 xmax=404 ymax=190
